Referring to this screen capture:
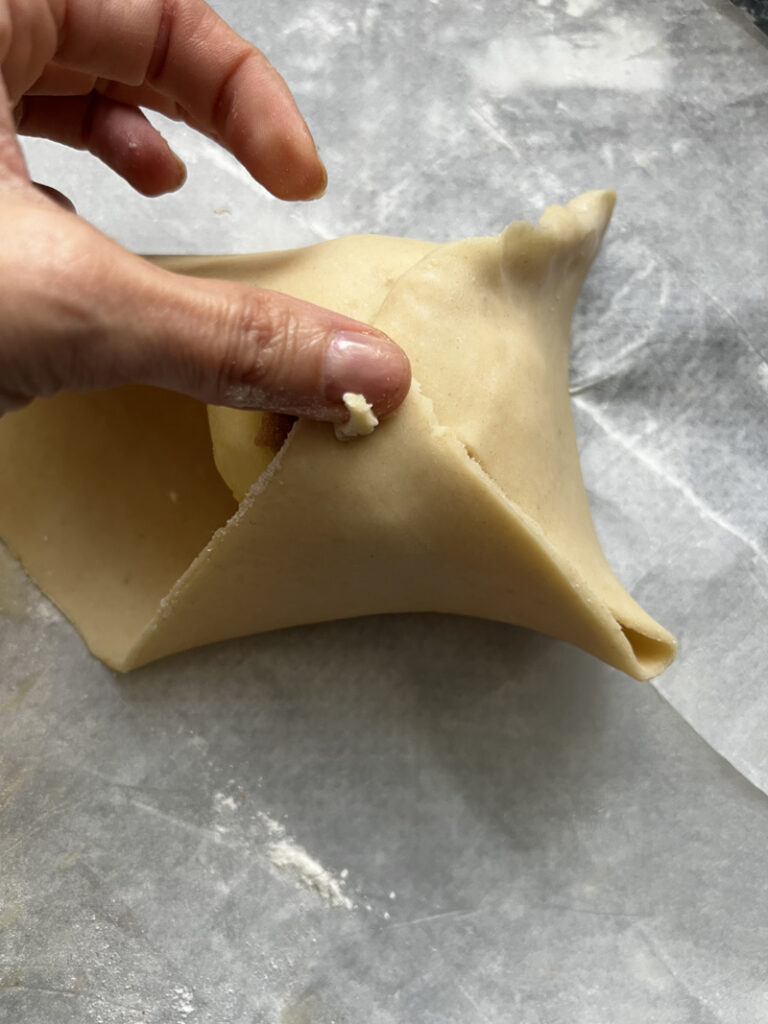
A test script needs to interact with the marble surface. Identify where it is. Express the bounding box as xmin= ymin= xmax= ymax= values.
xmin=3 ymin=0 xmax=768 ymax=1021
